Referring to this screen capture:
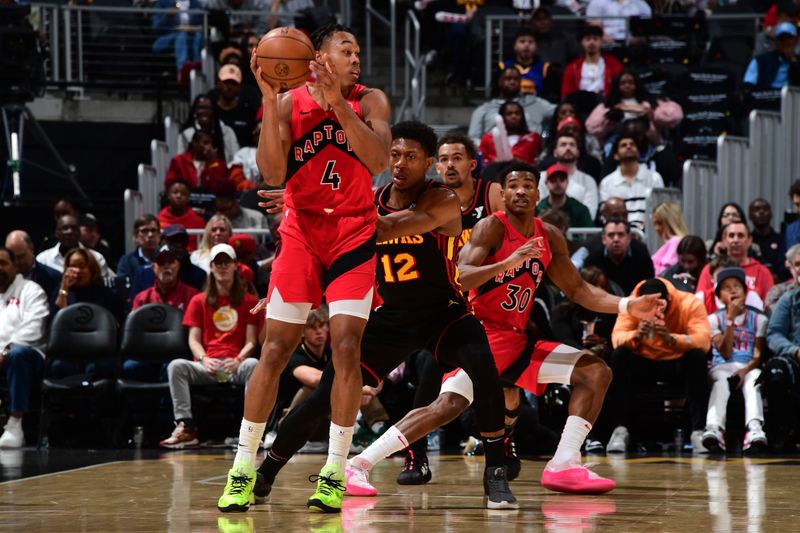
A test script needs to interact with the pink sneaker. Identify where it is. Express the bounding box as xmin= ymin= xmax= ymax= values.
xmin=540 ymin=454 xmax=616 ymax=494
xmin=345 ymin=459 xmax=378 ymax=497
